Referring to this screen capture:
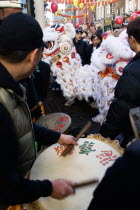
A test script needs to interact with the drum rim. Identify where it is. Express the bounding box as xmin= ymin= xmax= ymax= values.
xmin=87 ymin=134 xmax=124 ymax=155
